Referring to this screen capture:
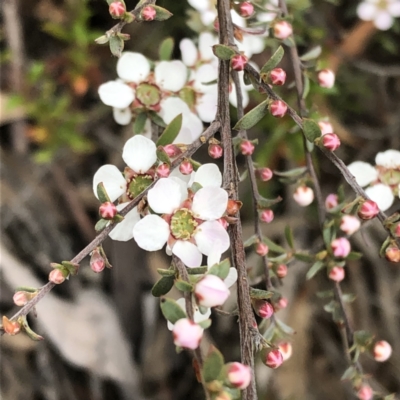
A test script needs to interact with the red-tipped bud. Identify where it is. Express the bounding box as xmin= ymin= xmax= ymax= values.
xmin=156 ymin=163 xmax=170 ymax=178
xmin=322 ymin=133 xmax=341 ymax=151
xmin=260 ymin=209 xmax=274 ymax=223
xmin=256 ymin=242 xmax=269 ymax=256
xmin=317 ymin=69 xmax=335 ymax=89
xmin=163 ymin=144 xmax=182 ymax=157
xmin=195 ymin=275 xmax=230 ymax=308
xmin=275 ymin=297 xmax=288 ymax=310
xmin=13 ymin=291 xmax=30 ymax=306
xmin=340 ymin=215 xmax=361 ymax=235
xmin=358 ymin=200 xmax=379 ymax=220
xmin=99 ymin=202 xmax=118 ymax=220
xmin=90 ymin=250 xmax=106 ymax=273
xmin=2 ymin=316 xmax=21 ymax=336
xmin=331 ymin=237 xmax=351 ymax=258
xmin=357 ymin=385 xmax=373 ymax=400
xmin=172 ymin=318 xmax=203 ymax=349
xmin=262 ymin=348 xmax=284 ymax=369
xmin=208 ymin=143 xmax=223 ymax=159
xmin=293 ymin=186 xmax=314 ymax=206
xmin=49 ymin=269 xmax=67 ymax=284
xmin=329 ymin=266 xmax=345 ymax=282
xmin=239 ymin=2 xmax=254 ymax=17
xmin=253 ymin=299 xmax=274 ymax=319
xmin=395 ymin=223 xmax=400 ymax=237
xmin=325 ymin=193 xmax=339 ymax=210
xmin=226 ymin=199 xmax=242 ymax=216
xmin=231 ymin=54 xmax=248 ymax=71
xmin=385 ymin=246 xmax=400 ymax=263
xmin=278 ymin=342 xmax=293 ymax=361
xmin=276 ymin=264 xmax=288 ymax=278
xmin=179 ymin=160 xmax=193 ymax=175
xmin=373 ymin=340 xmax=392 ymax=362
xmin=240 ymin=140 xmax=255 ymax=155
xmin=318 ymin=120 xmax=334 ymax=136
xmin=109 ymin=1 xmax=126 ymax=18
xmin=258 ymin=167 xmax=273 ymax=182
xmin=273 ymin=21 xmax=293 ymax=40
xmin=141 ymin=5 xmax=156 ymax=21
xmin=270 ymin=68 xmax=286 ymax=86
xmin=270 ymin=100 xmax=287 ymax=118
xmin=226 ymin=362 xmax=252 ymax=389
